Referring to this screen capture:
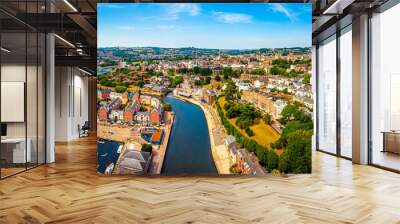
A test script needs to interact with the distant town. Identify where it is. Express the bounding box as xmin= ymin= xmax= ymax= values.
xmin=97 ymin=46 xmax=313 ymax=175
